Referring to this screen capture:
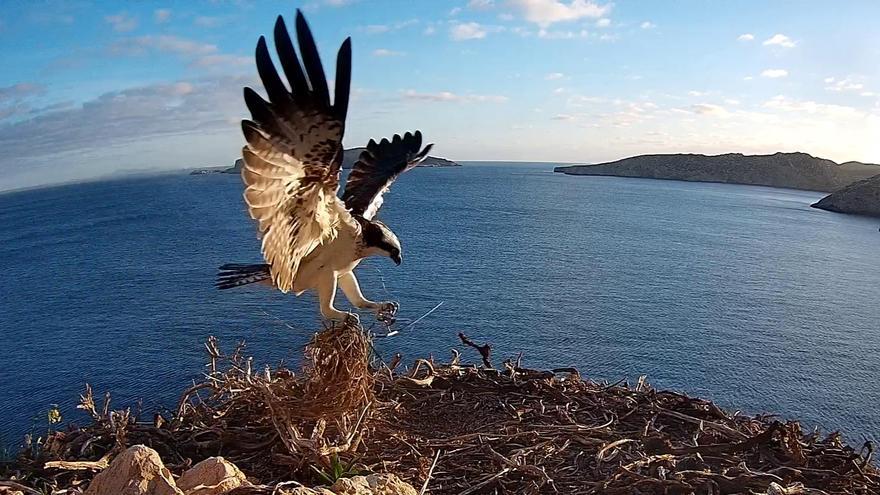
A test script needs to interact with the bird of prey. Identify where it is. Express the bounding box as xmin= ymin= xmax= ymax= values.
xmin=216 ymin=11 xmax=432 ymax=323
